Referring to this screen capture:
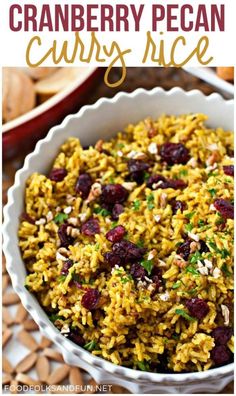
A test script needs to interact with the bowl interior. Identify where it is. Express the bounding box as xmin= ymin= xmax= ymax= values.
xmin=4 ymin=88 xmax=234 ymax=382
